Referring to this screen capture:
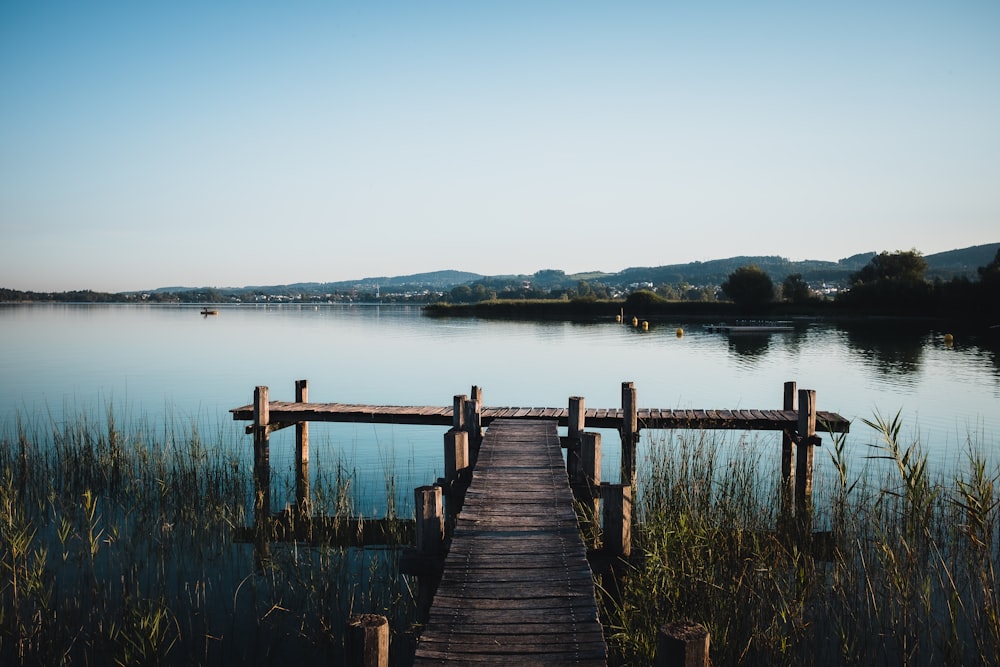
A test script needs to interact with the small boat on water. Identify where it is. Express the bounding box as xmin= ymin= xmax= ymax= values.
xmin=200 ymin=309 xmax=219 ymax=316
xmin=706 ymin=320 xmax=793 ymax=333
